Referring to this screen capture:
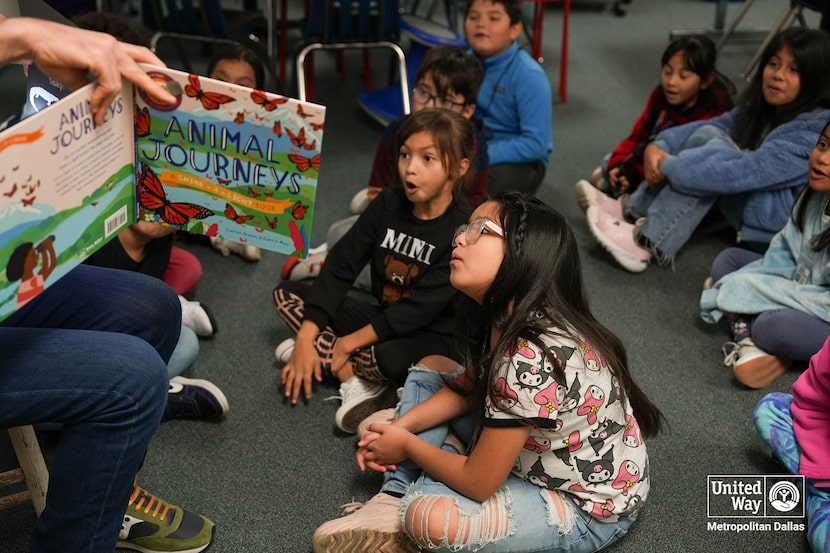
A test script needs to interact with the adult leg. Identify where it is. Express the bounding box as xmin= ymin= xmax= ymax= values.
xmin=0 ymin=265 xmax=178 ymax=552
xmin=751 ymin=310 xmax=830 ymax=362
xmin=4 ymin=264 xmax=181 ymax=363
xmin=0 ymin=329 xmax=168 ymax=553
